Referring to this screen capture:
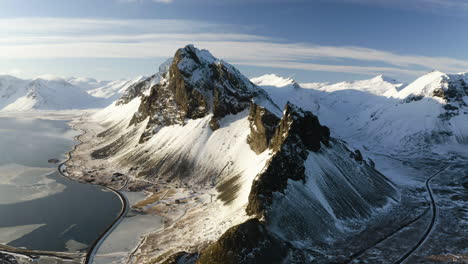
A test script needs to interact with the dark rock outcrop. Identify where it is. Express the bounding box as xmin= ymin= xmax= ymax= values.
xmin=246 ymin=103 xmax=330 ymax=216
xmin=246 ymin=102 xmax=280 ymax=154
xmin=116 ymin=76 xmax=152 ymax=106
xmin=433 ymin=77 xmax=467 ymax=106
xmin=161 ymin=252 xmax=198 ymax=264
xmin=196 ymin=219 xmax=289 ymax=264
xmin=351 ymin=149 xmax=364 ymax=162
xmin=127 ymin=45 xmax=270 ymax=142
xmin=116 ymin=58 xmax=173 ymax=106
